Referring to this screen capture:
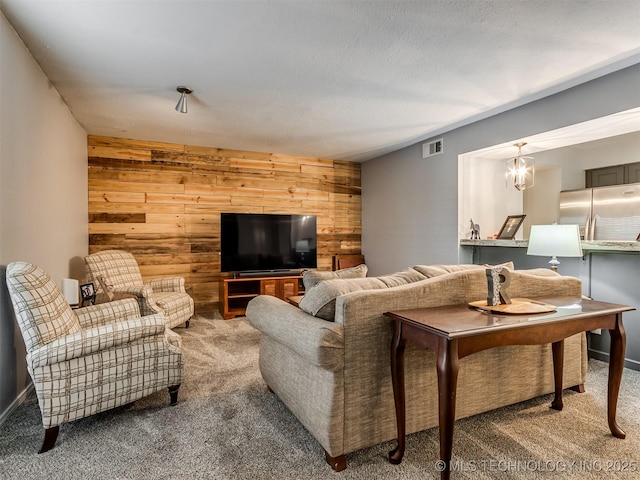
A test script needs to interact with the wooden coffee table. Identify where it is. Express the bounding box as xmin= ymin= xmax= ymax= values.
xmin=384 ymin=296 xmax=635 ymax=480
